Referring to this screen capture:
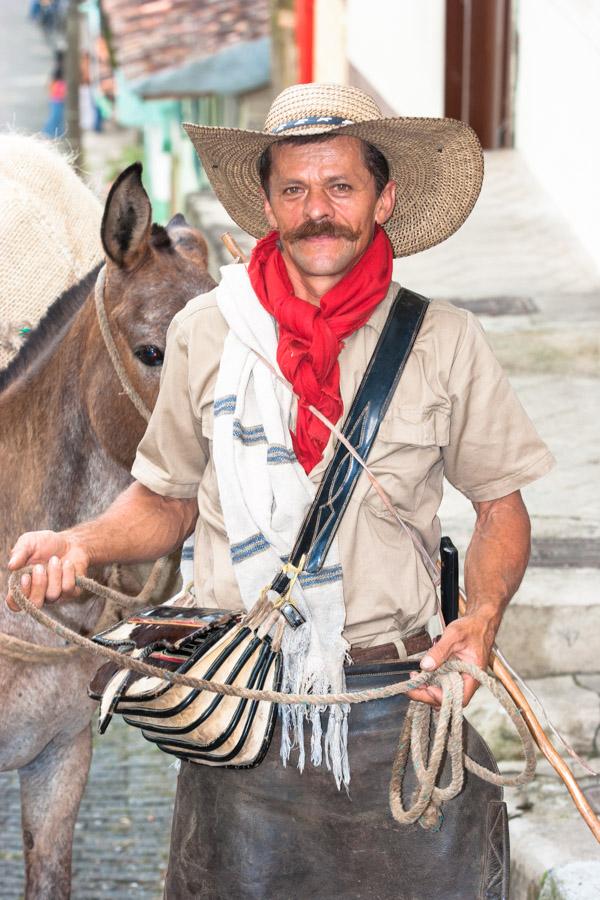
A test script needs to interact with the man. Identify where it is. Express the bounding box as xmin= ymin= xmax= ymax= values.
xmin=8 ymin=84 xmax=554 ymax=896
